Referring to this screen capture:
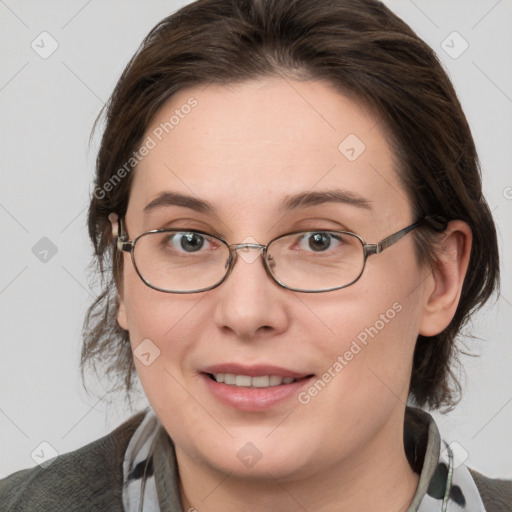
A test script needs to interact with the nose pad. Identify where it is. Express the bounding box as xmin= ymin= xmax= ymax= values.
xmin=234 ymin=237 xmax=264 ymax=265
xmin=221 ymin=241 xmax=272 ymax=289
